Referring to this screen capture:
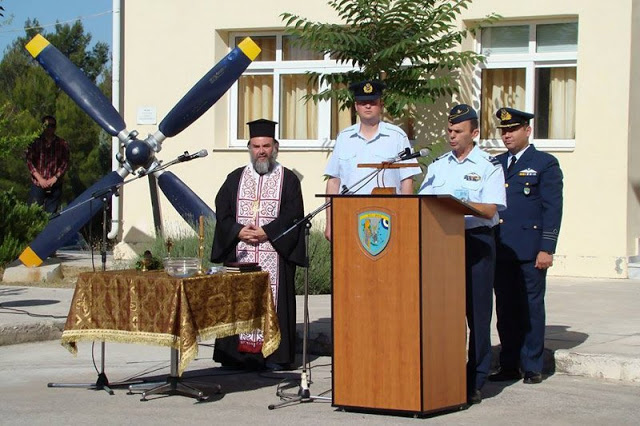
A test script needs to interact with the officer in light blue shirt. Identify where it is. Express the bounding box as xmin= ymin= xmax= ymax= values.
xmin=324 ymin=80 xmax=420 ymax=240
xmin=418 ymin=104 xmax=506 ymax=405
